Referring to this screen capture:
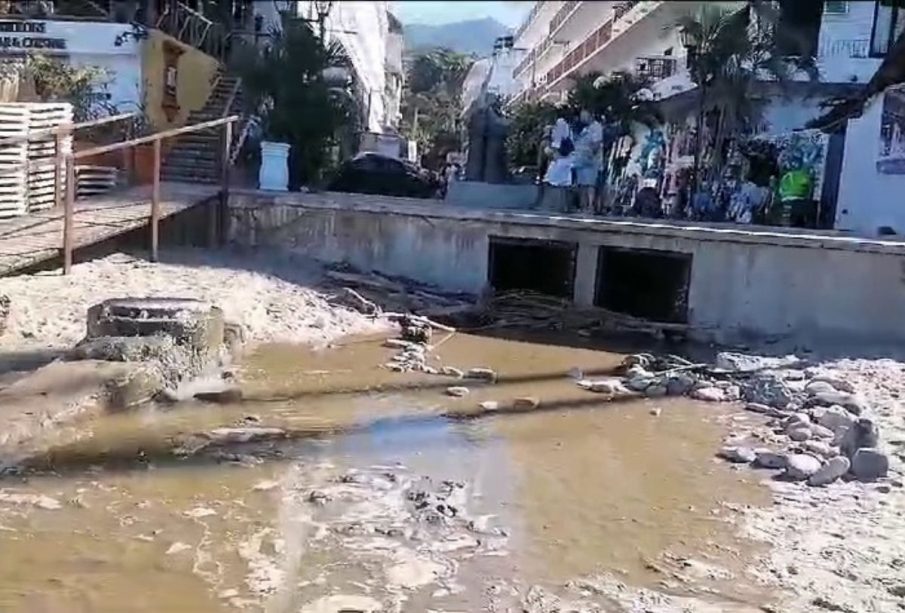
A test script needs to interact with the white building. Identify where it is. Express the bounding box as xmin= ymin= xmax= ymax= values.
xmin=255 ymin=0 xmax=393 ymax=132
